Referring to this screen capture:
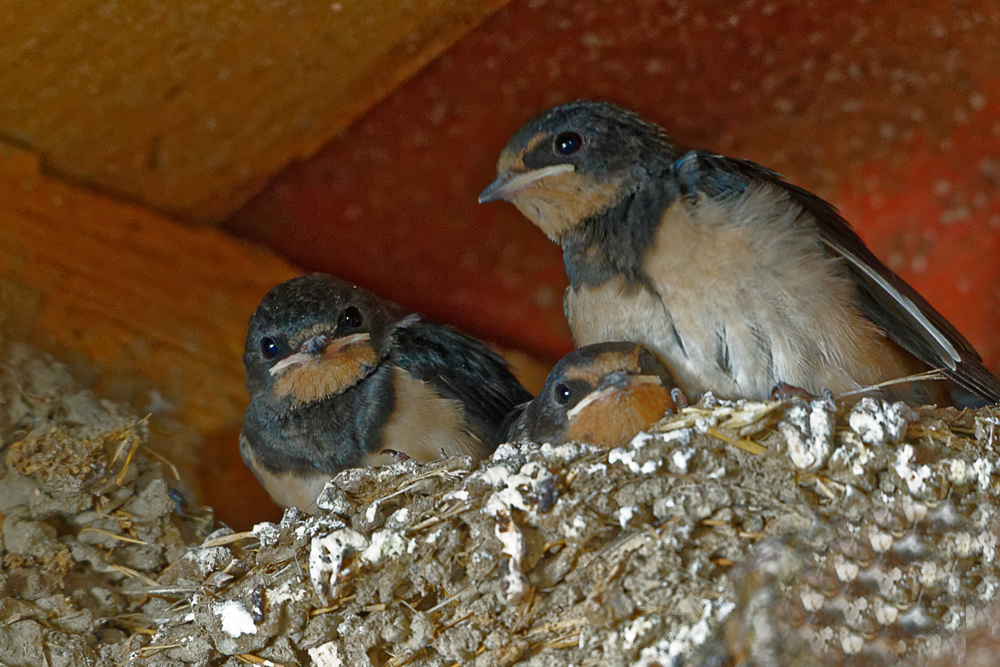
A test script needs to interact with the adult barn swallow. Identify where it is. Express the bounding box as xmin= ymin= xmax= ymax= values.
xmin=498 ymin=342 xmax=684 ymax=448
xmin=241 ymin=273 xmax=533 ymax=510
xmin=480 ymin=101 xmax=1000 ymax=406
